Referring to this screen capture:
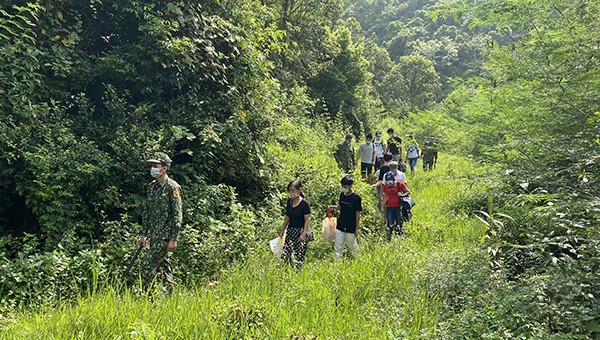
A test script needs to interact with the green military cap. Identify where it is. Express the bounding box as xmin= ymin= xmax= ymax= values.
xmin=147 ymin=152 xmax=172 ymax=167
